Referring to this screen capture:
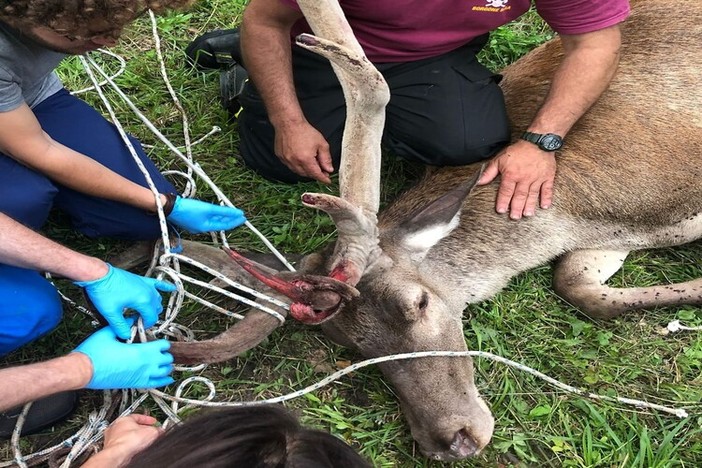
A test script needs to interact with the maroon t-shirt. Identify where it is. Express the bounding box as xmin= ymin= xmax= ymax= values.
xmin=279 ymin=0 xmax=631 ymax=62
